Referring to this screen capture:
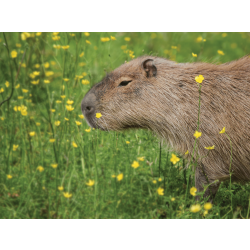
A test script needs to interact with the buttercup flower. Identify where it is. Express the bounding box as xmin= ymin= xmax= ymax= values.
xmin=190 ymin=204 xmax=201 ymax=213
xmin=158 ymin=178 xmax=162 ymax=182
xmin=86 ymin=40 xmax=91 ymax=45
xmin=126 ymin=141 xmax=130 ymax=144
xmin=79 ymin=114 xmax=84 ymax=119
xmin=55 ymin=121 xmax=61 ymax=126
xmin=44 ymin=62 xmax=50 ymax=68
xmin=49 ymin=139 xmax=56 ymax=143
xmin=29 ymin=132 xmax=35 ymax=136
xmin=51 ymin=163 xmax=58 ymax=169
xmin=5 ymin=81 xmax=9 ymax=87
xmin=219 ymin=127 xmax=225 ymax=134
xmin=66 ymin=105 xmax=74 ymax=111
xmin=79 ymin=52 xmax=84 ymax=57
xmin=62 ymin=45 xmax=70 ymax=50
xmin=7 ymin=175 xmax=13 ymax=179
xmin=137 ymin=157 xmax=145 ymax=161
xmin=82 ymin=79 xmax=90 ymax=85
xmin=72 ymin=142 xmax=78 ymax=148
xmin=63 ymin=192 xmax=72 ymax=198
xmin=44 ymin=80 xmax=50 ymax=84
xmin=37 ymin=166 xmax=44 ymax=172
xmin=124 ymin=37 xmax=131 ymax=42
xmin=75 ymin=121 xmax=82 ymax=126
xmin=85 ymin=128 xmax=91 ymax=132
xmin=170 ymin=153 xmax=180 ymax=165
xmin=185 ymin=150 xmax=189 ymax=155
xmin=171 ymin=197 xmax=175 ymax=201
xmin=131 ymin=161 xmax=139 ymax=169
xmin=117 ymin=173 xmax=123 ymax=181
xmin=204 ymin=145 xmax=215 ymax=150
xmin=58 ymin=186 xmax=64 ymax=191
xmin=67 ymin=100 xmax=74 ymax=105
xmin=11 ymin=50 xmax=17 ymax=58
xmin=217 ymin=50 xmax=225 ymax=56
xmin=194 ymin=131 xmax=202 ymax=138
xmin=36 ymin=122 xmax=41 ymax=126
xmin=111 ymin=36 xmax=116 ymax=40
xmin=157 ymin=187 xmax=164 ymax=196
xmin=195 ymin=75 xmax=204 ymax=84
xmin=13 ymin=145 xmax=19 ymax=151
xmin=192 ymin=53 xmax=197 ymax=57
xmin=152 ymin=180 xmax=157 ymax=184
xmin=96 ymin=113 xmax=102 ymax=118
xmin=84 ymin=32 xmax=90 ymax=37
xmin=190 ymin=187 xmax=197 ymax=196
xmin=86 ymin=179 xmax=95 ymax=186
xmin=204 ymin=202 xmax=213 ymax=210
